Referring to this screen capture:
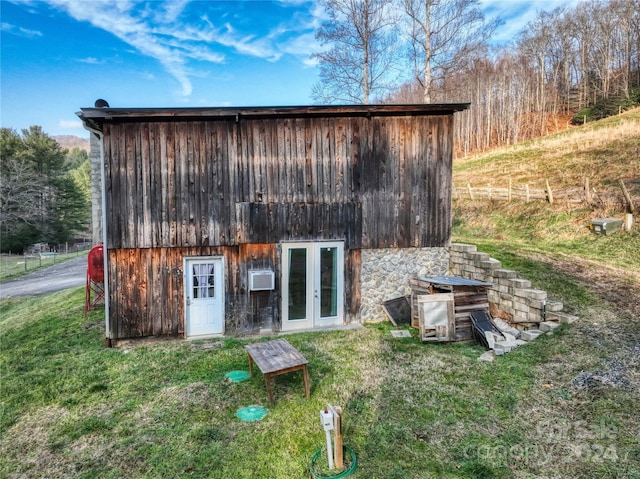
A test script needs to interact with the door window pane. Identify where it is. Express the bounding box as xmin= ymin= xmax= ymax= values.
xmin=193 ymin=264 xmax=215 ymax=298
xmin=320 ymin=247 xmax=338 ymax=317
xmin=288 ymin=248 xmax=307 ymax=320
